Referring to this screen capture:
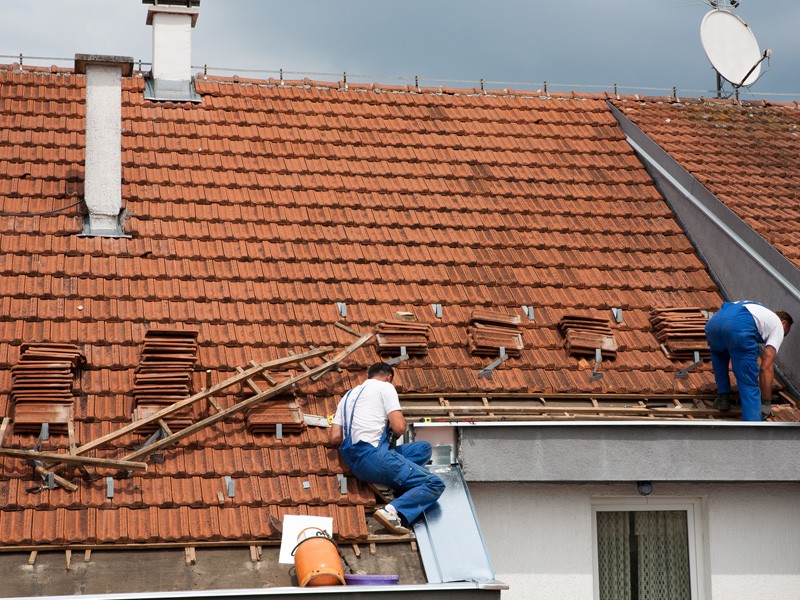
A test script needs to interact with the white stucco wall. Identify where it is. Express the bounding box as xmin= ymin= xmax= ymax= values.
xmin=470 ymin=482 xmax=800 ymax=600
